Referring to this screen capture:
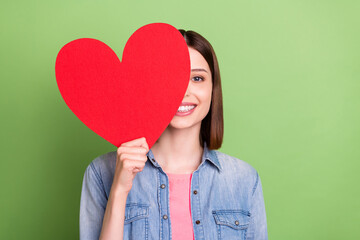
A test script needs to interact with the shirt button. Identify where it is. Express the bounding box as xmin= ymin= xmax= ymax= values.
xmin=235 ymin=220 xmax=239 ymax=225
xmin=193 ymin=190 xmax=198 ymax=194
xmin=163 ymin=215 xmax=168 ymax=220
xmin=161 ymin=184 xmax=166 ymax=189
xmin=195 ymin=220 xmax=200 ymax=224
xmin=152 ymin=158 xmax=156 ymax=162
